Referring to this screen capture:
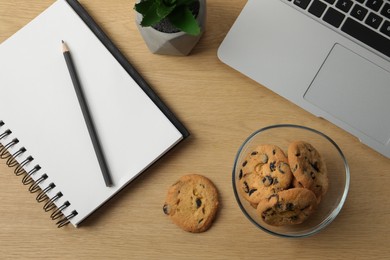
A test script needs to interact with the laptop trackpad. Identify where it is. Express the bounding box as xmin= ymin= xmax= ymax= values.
xmin=304 ymin=44 xmax=390 ymax=145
